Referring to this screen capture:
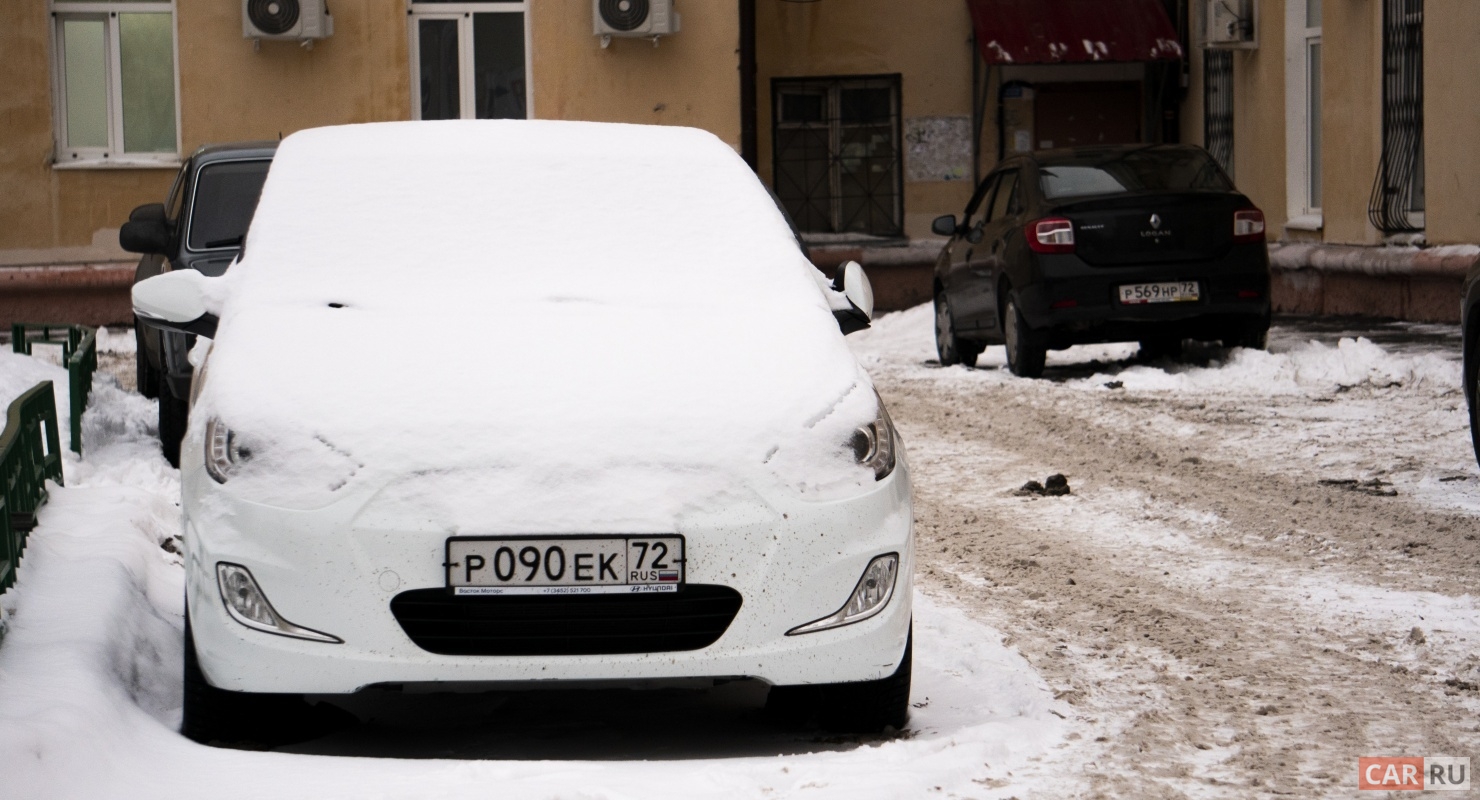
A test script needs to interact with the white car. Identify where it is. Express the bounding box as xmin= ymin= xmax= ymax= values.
xmin=133 ymin=120 xmax=914 ymax=743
